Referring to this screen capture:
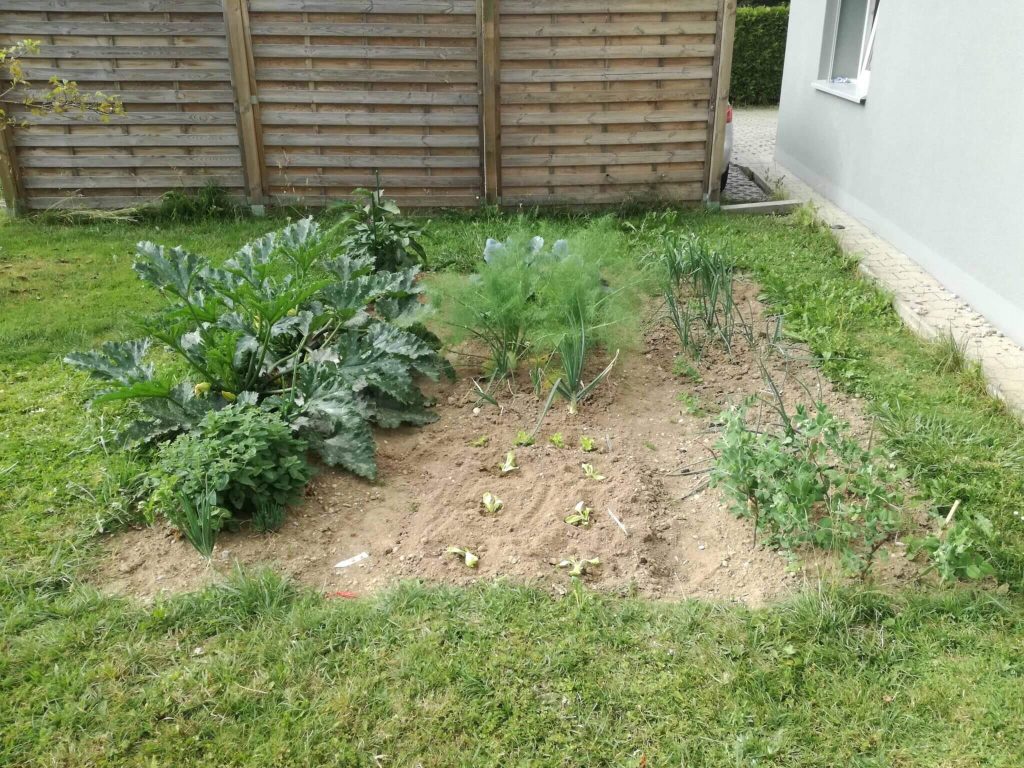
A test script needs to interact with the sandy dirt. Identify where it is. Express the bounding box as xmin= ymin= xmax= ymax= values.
xmin=95 ymin=280 xmax=922 ymax=604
